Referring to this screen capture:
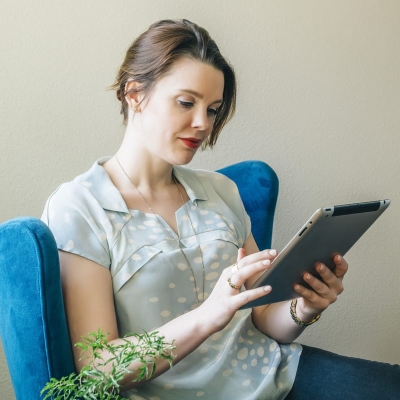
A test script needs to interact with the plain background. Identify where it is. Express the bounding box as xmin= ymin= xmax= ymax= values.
xmin=1 ymin=1 xmax=399 ymax=398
